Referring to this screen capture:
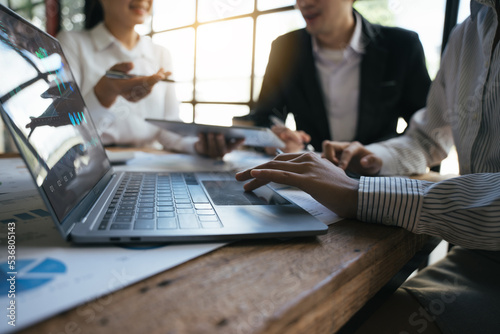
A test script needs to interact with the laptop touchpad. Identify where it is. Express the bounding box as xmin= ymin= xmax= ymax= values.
xmin=202 ymin=181 xmax=290 ymax=206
